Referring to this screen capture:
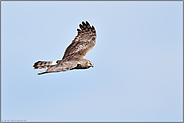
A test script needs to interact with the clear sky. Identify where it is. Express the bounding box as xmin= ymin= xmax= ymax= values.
xmin=1 ymin=1 xmax=183 ymax=122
